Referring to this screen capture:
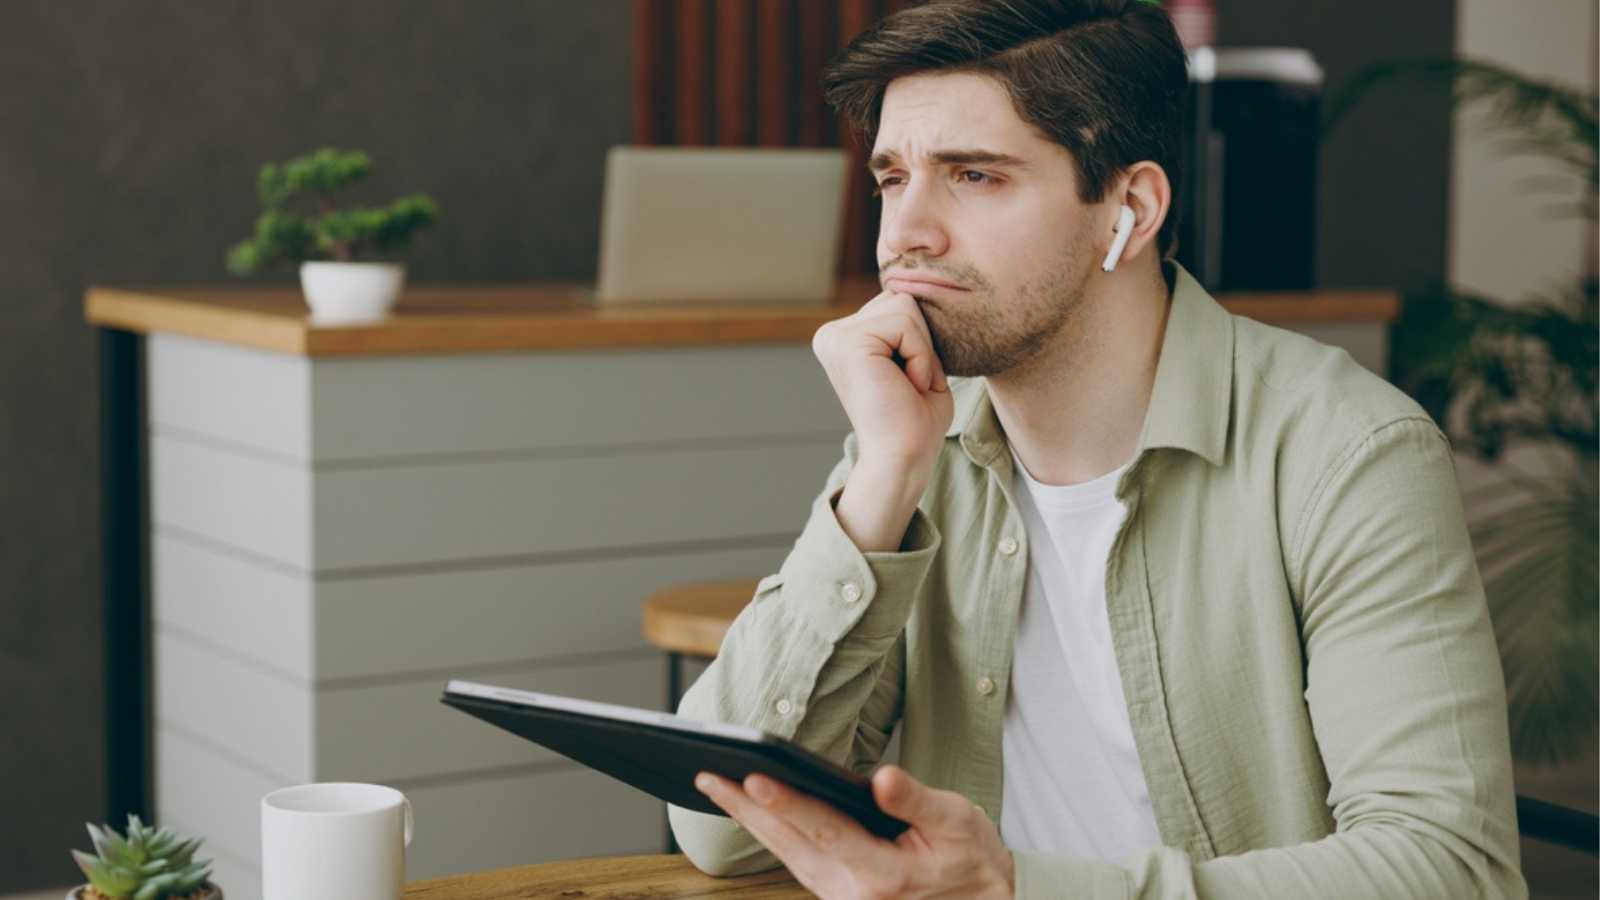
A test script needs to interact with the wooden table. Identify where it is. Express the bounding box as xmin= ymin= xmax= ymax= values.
xmin=404 ymin=853 xmax=808 ymax=898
